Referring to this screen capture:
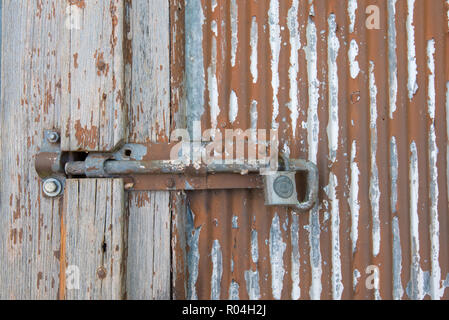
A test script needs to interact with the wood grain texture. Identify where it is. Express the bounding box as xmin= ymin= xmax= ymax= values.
xmin=61 ymin=0 xmax=126 ymax=152
xmin=61 ymin=179 xmax=126 ymax=300
xmin=169 ymin=0 xmax=188 ymax=300
xmin=0 ymin=0 xmax=64 ymax=299
xmin=124 ymin=0 xmax=171 ymax=300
